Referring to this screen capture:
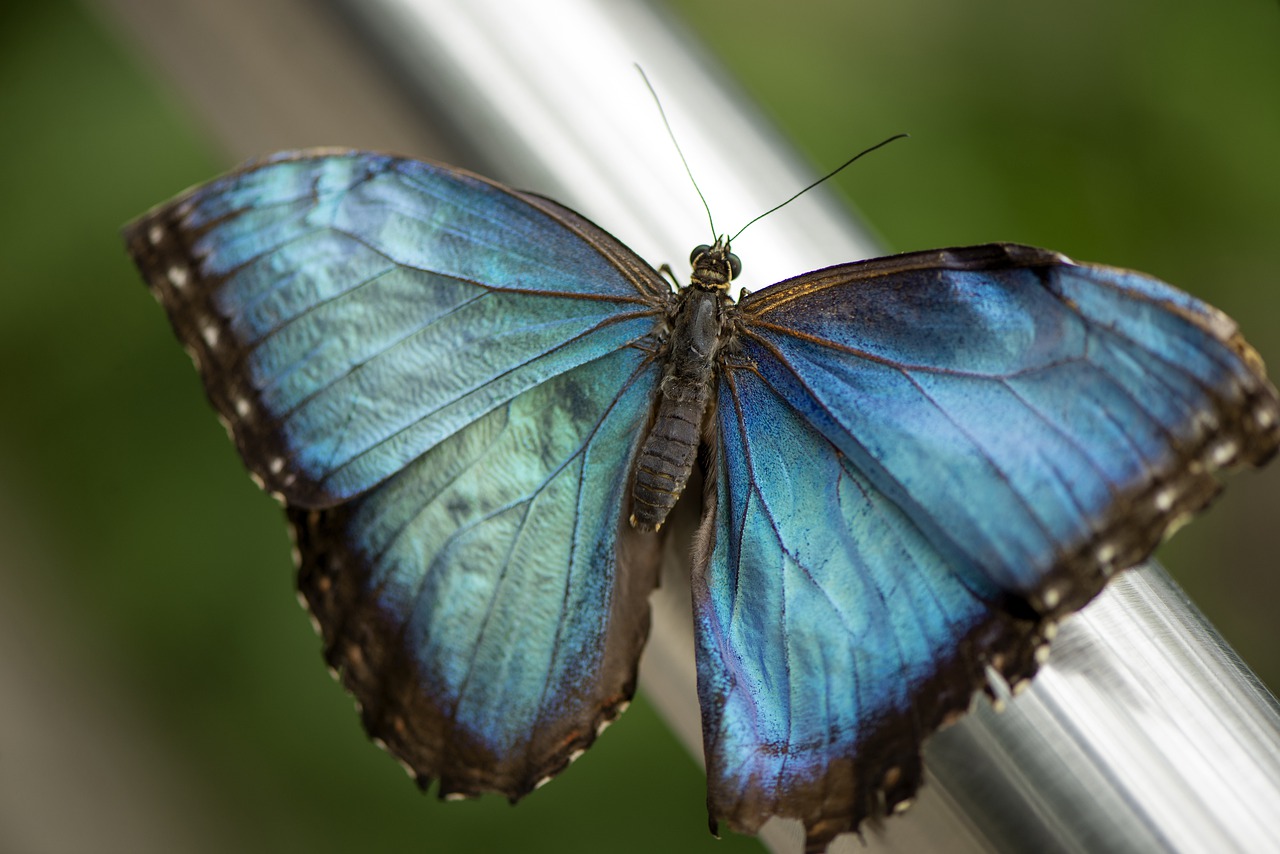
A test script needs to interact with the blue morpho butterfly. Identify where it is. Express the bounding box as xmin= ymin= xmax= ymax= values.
xmin=125 ymin=148 xmax=1279 ymax=852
